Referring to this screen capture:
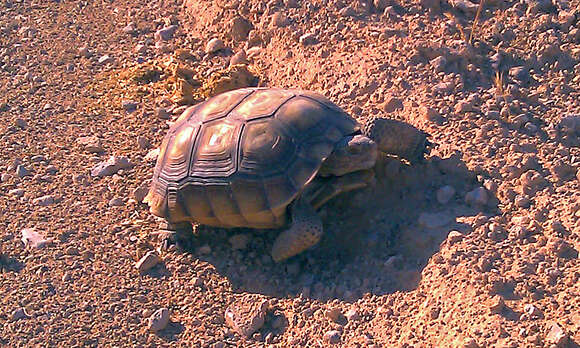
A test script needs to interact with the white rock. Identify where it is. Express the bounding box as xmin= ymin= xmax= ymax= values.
xmin=9 ymin=188 xmax=25 ymax=197
xmin=136 ymin=251 xmax=161 ymax=273
xmin=323 ymin=330 xmax=341 ymax=344
xmin=148 ymin=308 xmax=170 ymax=332
xmin=91 ymin=156 xmax=133 ymax=177
xmin=144 ymin=148 xmax=160 ymax=162
xmin=155 ymin=25 xmax=178 ymax=41
xmin=33 ymin=195 xmax=55 ymax=206
xmin=21 ymin=228 xmax=49 ymax=249
xmin=546 ymin=322 xmax=568 ymax=347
